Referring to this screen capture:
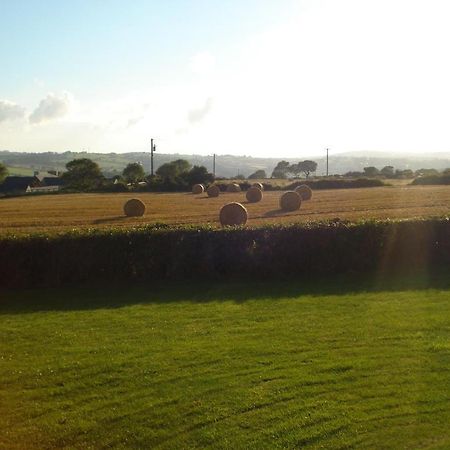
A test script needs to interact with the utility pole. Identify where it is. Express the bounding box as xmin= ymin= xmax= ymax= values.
xmin=150 ymin=139 xmax=156 ymax=177
xmin=326 ymin=148 xmax=329 ymax=177
xmin=213 ymin=153 xmax=216 ymax=177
